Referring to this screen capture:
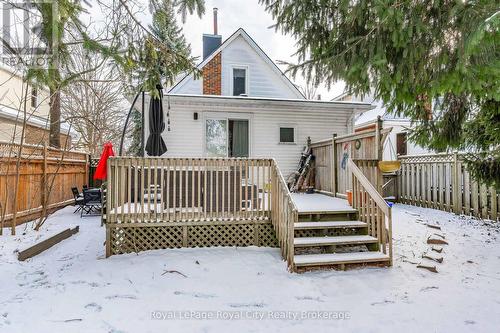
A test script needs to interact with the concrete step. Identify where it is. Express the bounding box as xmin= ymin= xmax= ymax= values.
xmin=294 ymin=221 xmax=367 ymax=230
xmin=294 ymin=251 xmax=390 ymax=267
xmin=294 ymin=235 xmax=378 ymax=248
